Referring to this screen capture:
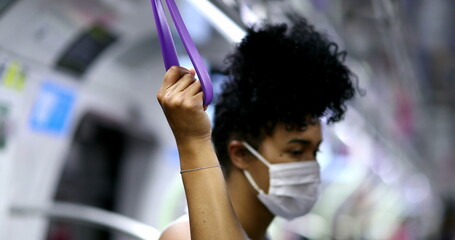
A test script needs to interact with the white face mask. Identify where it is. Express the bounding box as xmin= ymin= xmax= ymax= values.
xmin=242 ymin=141 xmax=321 ymax=220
